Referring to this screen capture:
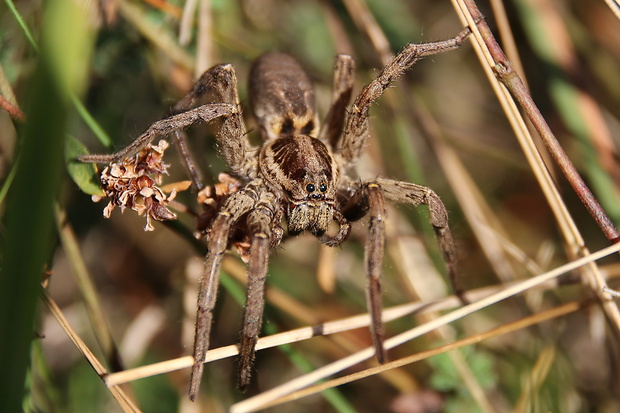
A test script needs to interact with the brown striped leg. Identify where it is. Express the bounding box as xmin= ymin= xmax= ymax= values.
xmin=364 ymin=183 xmax=388 ymax=363
xmin=236 ymin=206 xmax=275 ymax=391
xmin=189 ymin=189 xmax=257 ymax=401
